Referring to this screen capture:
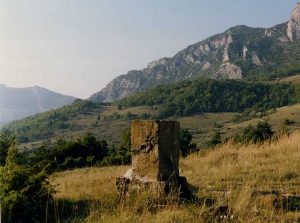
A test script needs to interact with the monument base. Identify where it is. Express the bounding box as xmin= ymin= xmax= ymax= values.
xmin=116 ymin=175 xmax=191 ymax=200
xmin=116 ymin=120 xmax=191 ymax=201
